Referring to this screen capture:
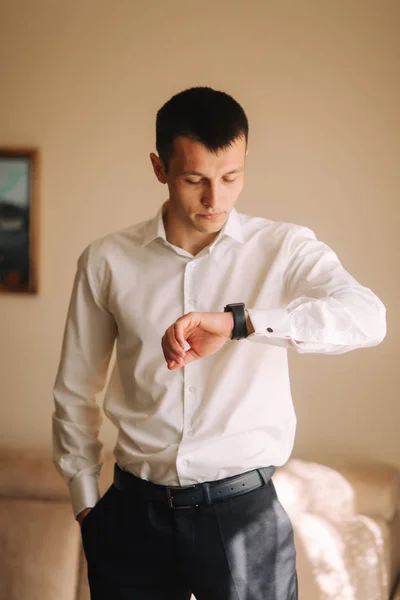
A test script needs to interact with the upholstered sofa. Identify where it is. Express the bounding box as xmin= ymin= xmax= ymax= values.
xmin=0 ymin=449 xmax=399 ymax=600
